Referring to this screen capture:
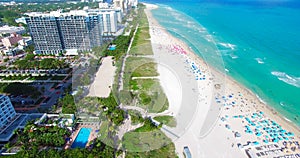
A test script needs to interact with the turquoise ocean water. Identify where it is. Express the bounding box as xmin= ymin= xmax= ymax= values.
xmin=142 ymin=0 xmax=300 ymax=126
